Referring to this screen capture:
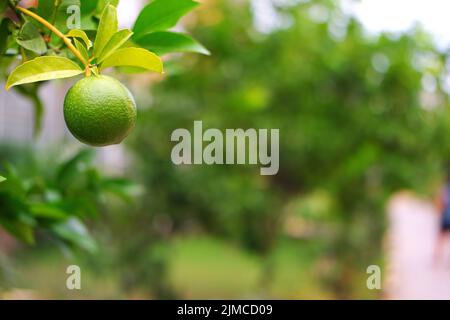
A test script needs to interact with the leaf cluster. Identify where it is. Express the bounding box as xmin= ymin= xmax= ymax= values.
xmin=0 ymin=148 xmax=138 ymax=251
xmin=3 ymin=0 xmax=208 ymax=89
